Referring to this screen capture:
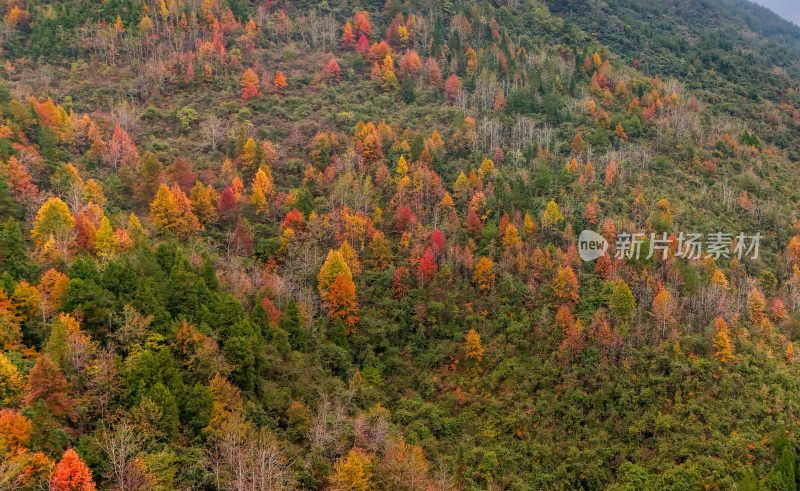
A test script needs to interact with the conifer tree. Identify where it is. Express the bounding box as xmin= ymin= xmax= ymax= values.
xmin=465 ymin=329 xmax=485 ymax=362
xmin=24 ymin=355 xmax=73 ymax=418
xmin=609 ymin=280 xmax=636 ymax=323
xmin=0 ymin=218 xmax=32 ymax=279
xmin=713 ymin=317 xmax=734 ymax=363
